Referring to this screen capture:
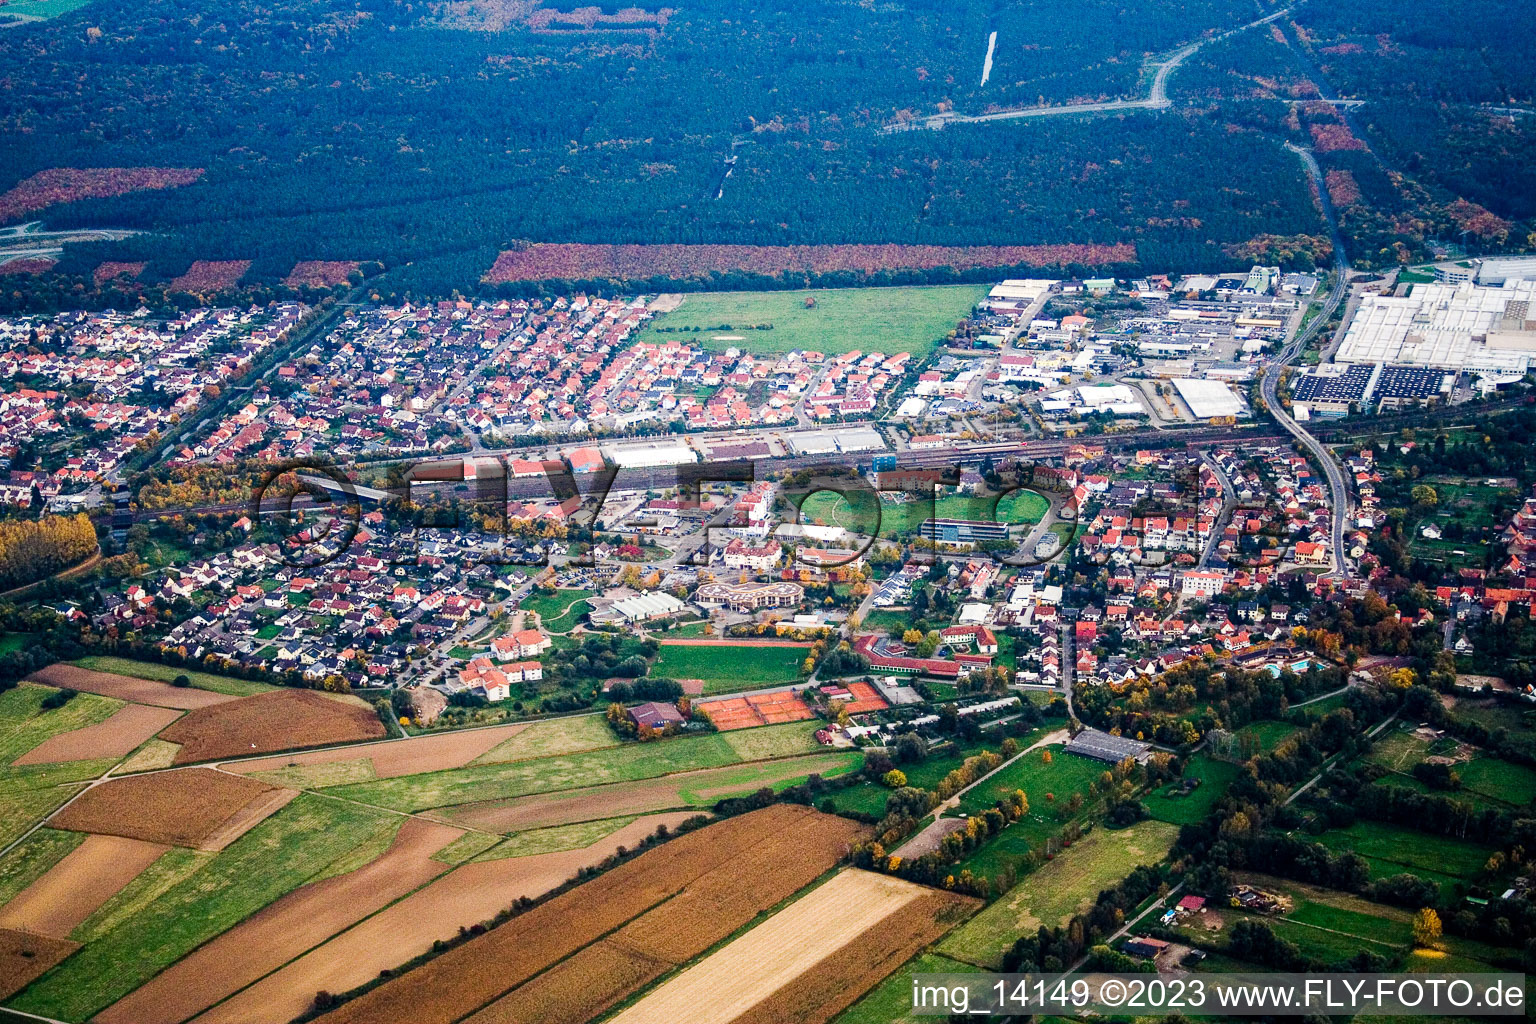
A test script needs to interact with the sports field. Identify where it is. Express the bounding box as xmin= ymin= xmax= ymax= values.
xmin=649 ymin=644 xmax=807 ymax=694
xmin=634 ymin=285 xmax=988 ymax=355
xmin=798 ymin=488 xmax=1048 ymax=539
xmin=936 ymin=818 xmax=1179 ymax=969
